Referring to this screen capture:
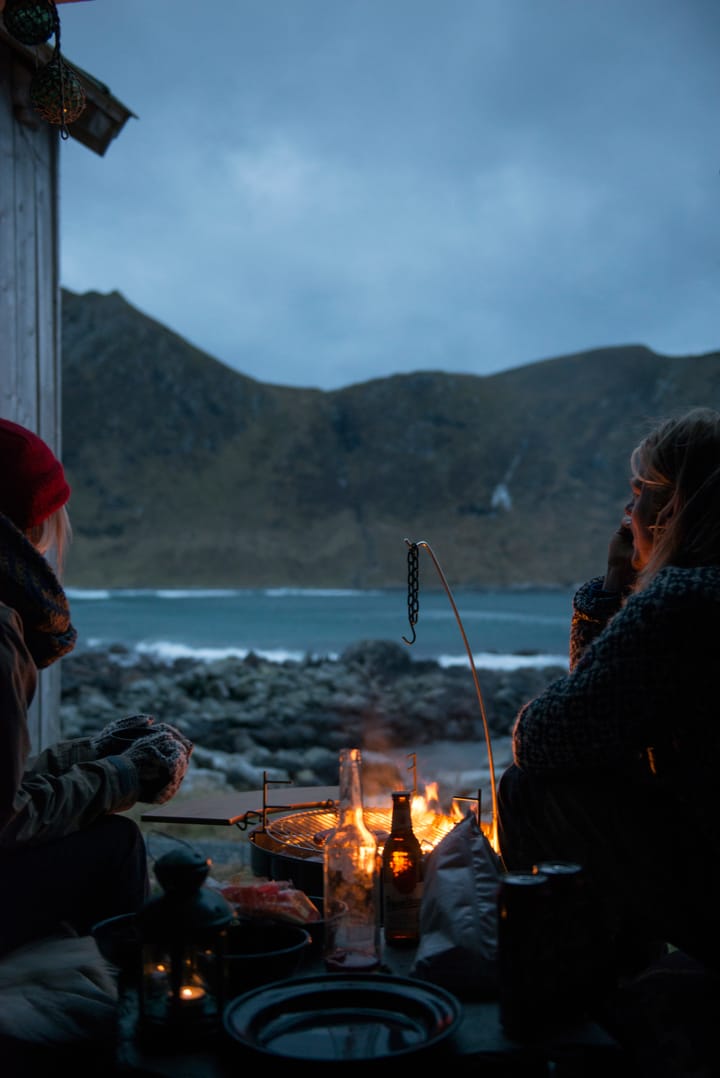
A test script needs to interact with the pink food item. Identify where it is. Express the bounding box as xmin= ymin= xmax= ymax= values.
xmin=220 ymin=878 xmax=321 ymax=924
